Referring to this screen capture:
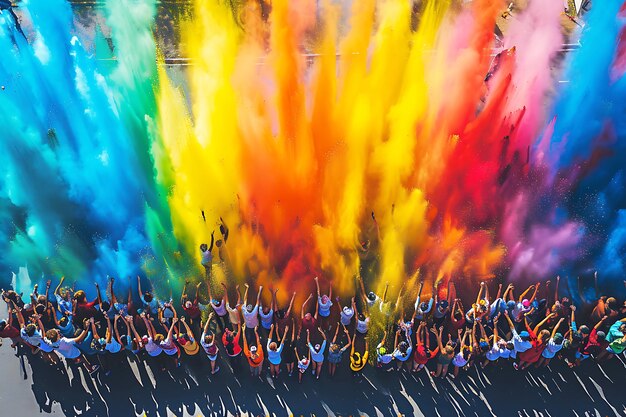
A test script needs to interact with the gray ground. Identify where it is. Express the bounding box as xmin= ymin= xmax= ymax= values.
xmin=1 ymin=341 xmax=625 ymax=417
